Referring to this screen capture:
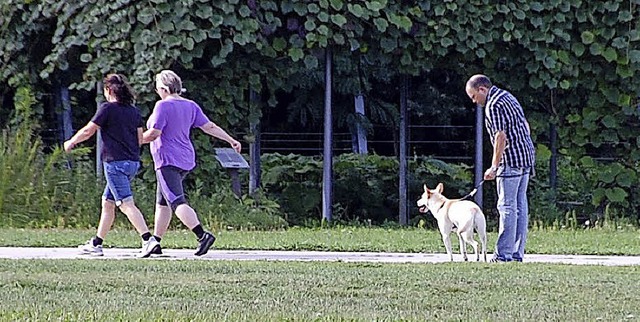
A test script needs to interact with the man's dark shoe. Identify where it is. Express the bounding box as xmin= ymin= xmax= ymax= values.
xmin=195 ymin=231 xmax=216 ymax=256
